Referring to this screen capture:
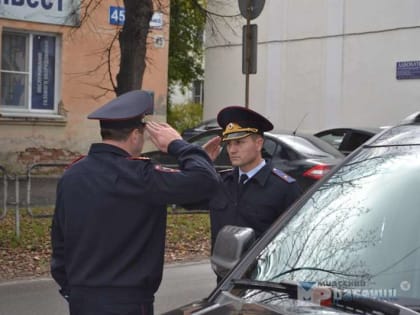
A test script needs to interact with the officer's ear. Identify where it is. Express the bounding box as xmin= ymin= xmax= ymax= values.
xmin=254 ymin=134 xmax=264 ymax=150
xmin=133 ymin=127 xmax=145 ymax=136
xmin=127 ymin=128 xmax=140 ymax=143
